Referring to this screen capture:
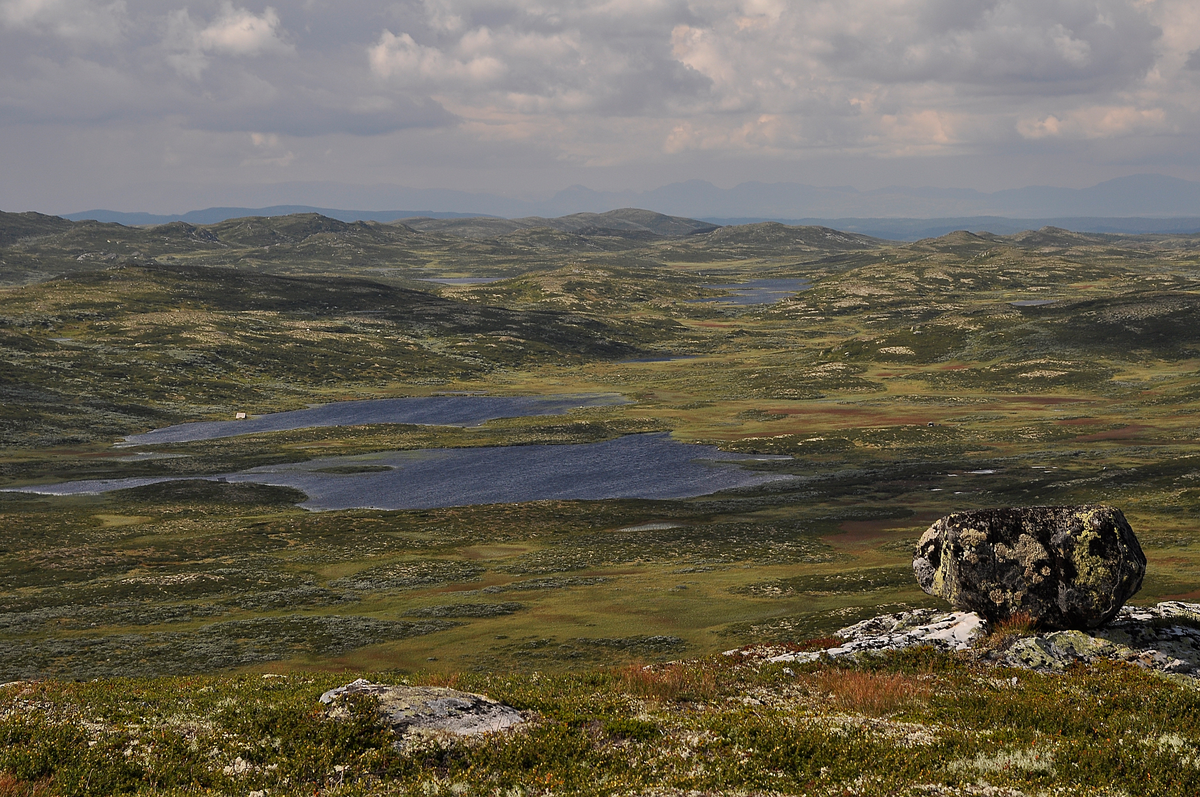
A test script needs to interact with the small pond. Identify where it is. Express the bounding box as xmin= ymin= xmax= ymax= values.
xmin=418 ymin=277 xmax=506 ymax=285
xmin=119 ymin=394 xmax=628 ymax=447
xmin=617 ymin=355 xmax=698 ymax=364
xmin=13 ymin=434 xmax=792 ymax=511
xmin=690 ymin=278 xmax=811 ymax=306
